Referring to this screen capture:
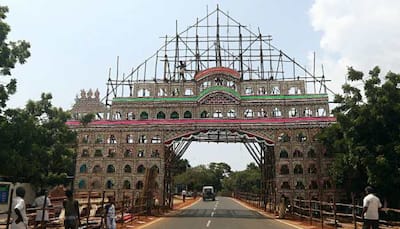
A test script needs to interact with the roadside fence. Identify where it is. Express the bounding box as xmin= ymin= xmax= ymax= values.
xmin=0 ymin=189 xmax=163 ymax=228
xmin=234 ymin=191 xmax=400 ymax=228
